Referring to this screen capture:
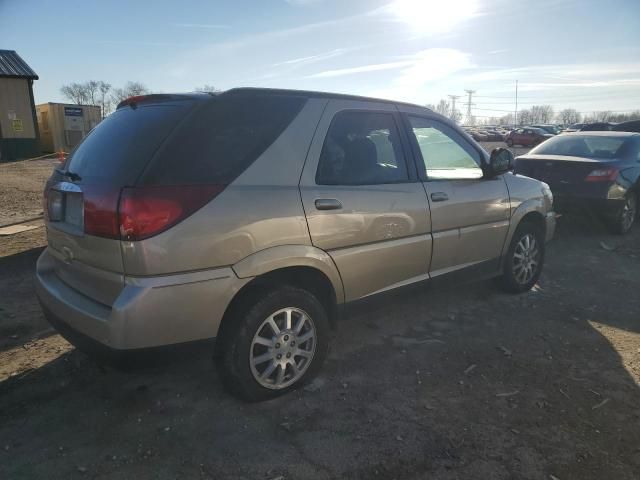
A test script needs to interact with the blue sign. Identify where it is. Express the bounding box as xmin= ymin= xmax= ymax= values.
xmin=64 ymin=107 xmax=83 ymax=117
